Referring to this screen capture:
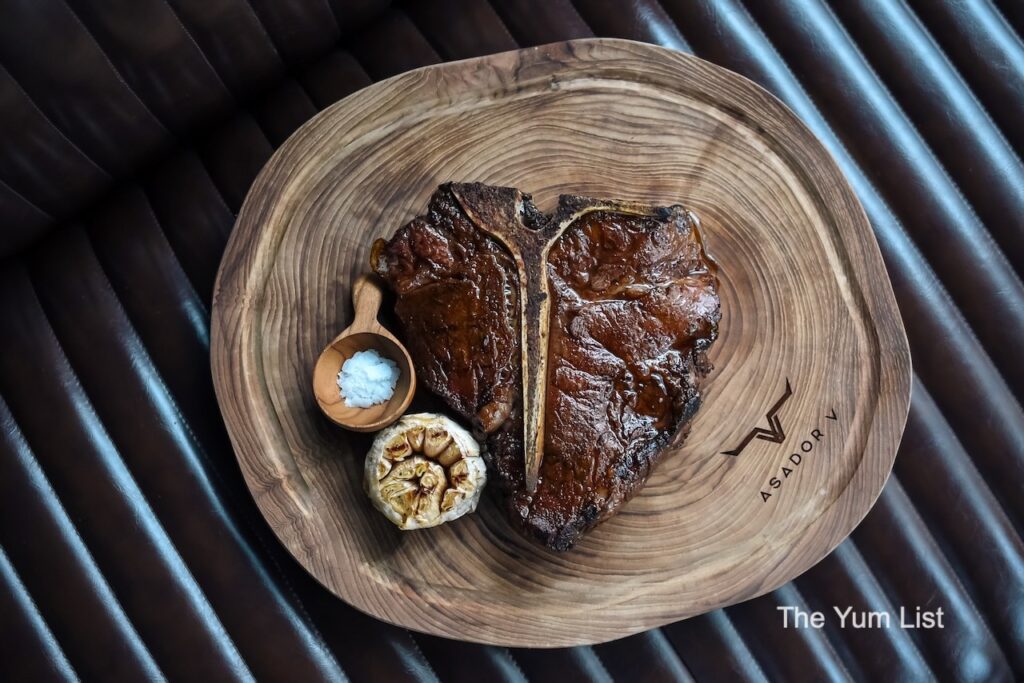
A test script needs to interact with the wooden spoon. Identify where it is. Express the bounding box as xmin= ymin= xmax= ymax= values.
xmin=312 ymin=274 xmax=415 ymax=432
